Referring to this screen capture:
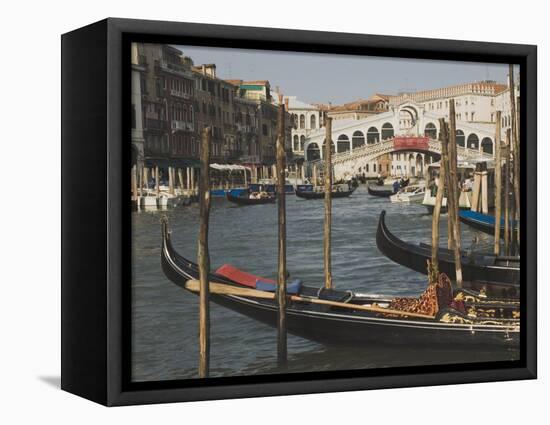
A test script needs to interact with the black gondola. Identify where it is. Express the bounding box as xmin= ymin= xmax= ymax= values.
xmin=161 ymin=220 xmax=519 ymax=348
xmin=367 ymin=184 xmax=396 ymax=197
xmin=459 ymin=210 xmax=518 ymax=240
xmin=226 ymin=191 xmax=276 ymax=205
xmin=376 ymin=210 xmax=520 ymax=298
xmin=295 ymin=187 xmax=355 ymax=200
